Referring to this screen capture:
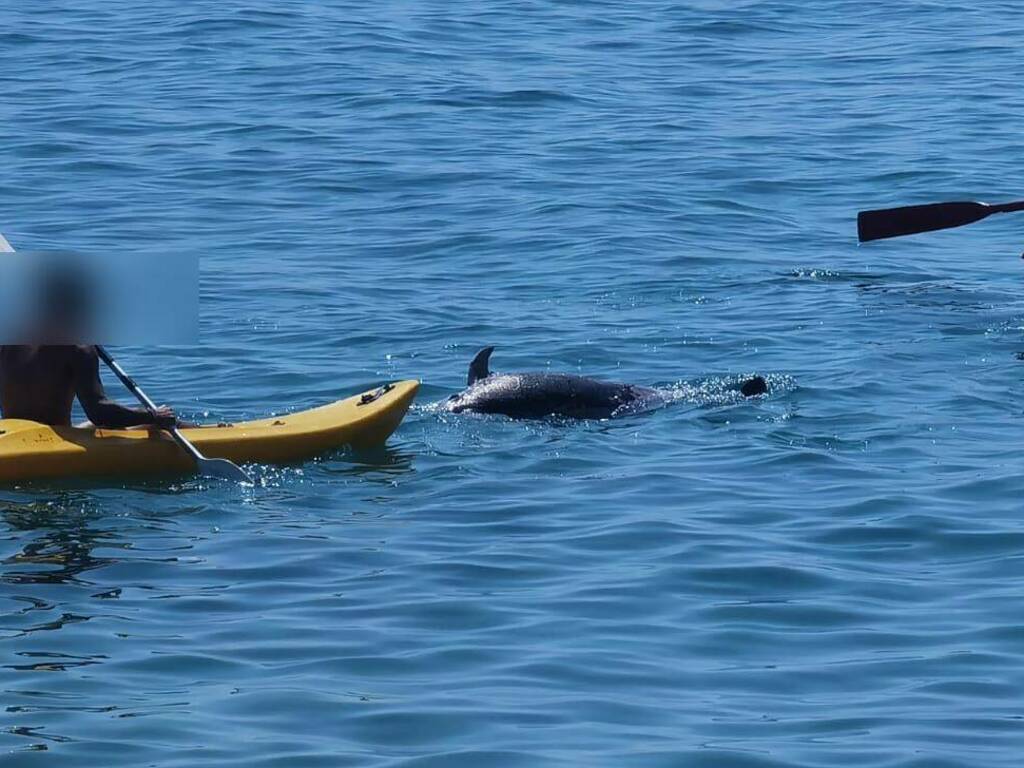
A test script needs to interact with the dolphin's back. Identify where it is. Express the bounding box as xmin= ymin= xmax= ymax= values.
xmin=449 ymin=372 xmax=658 ymax=419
